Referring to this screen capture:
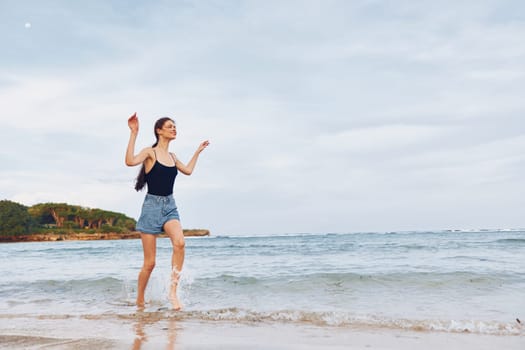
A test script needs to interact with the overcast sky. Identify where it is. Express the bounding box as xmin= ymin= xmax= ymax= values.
xmin=1 ymin=0 xmax=524 ymax=235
